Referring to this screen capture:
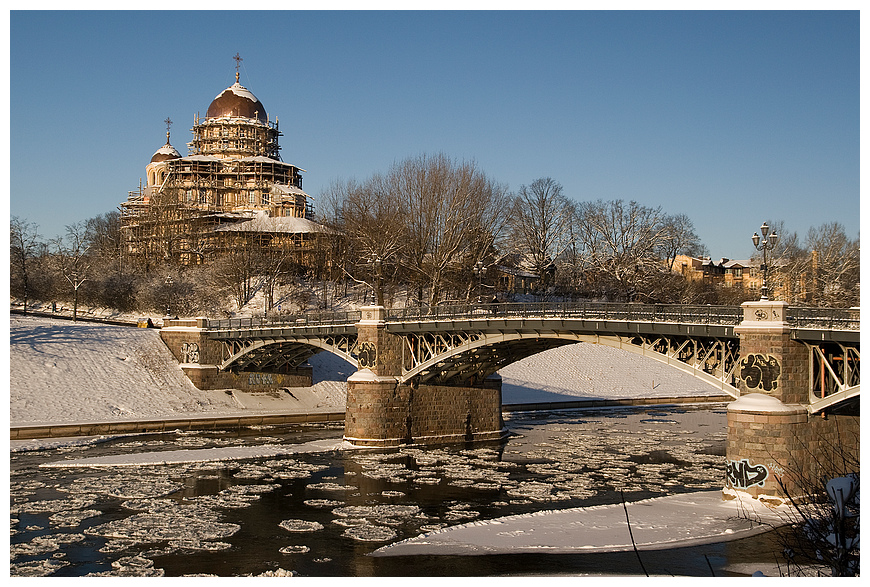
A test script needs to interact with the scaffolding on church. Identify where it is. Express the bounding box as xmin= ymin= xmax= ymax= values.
xmin=119 ymin=66 xmax=324 ymax=271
